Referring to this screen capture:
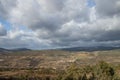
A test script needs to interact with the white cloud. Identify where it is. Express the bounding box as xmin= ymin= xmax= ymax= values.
xmin=0 ymin=0 xmax=120 ymax=49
